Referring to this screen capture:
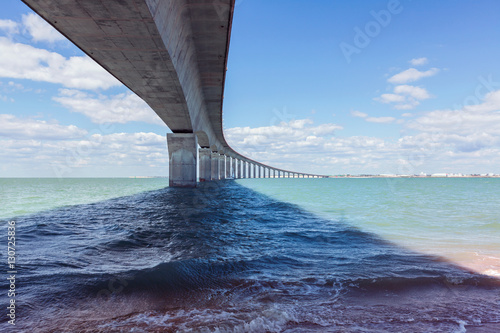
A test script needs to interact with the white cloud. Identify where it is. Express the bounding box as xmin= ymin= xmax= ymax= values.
xmin=223 ymin=109 xmax=500 ymax=175
xmin=405 ymin=89 xmax=500 ymax=153
xmin=351 ymin=110 xmax=368 ymax=118
xmin=409 ymin=57 xmax=428 ymax=66
xmin=0 ymin=114 xmax=87 ymax=140
xmin=351 ymin=111 xmax=395 ymax=123
xmin=388 ymin=68 xmax=439 ymax=84
xmin=22 ymin=13 xmax=65 ymax=43
xmin=226 ymin=119 xmax=342 ymax=148
xmin=375 ymin=85 xmax=431 ymax=110
xmin=53 ymin=89 xmax=164 ymax=125
xmin=394 ymin=85 xmax=431 ymax=100
xmin=0 ymin=19 xmax=19 ymax=35
xmin=0 ymin=37 xmax=121 ymax=90
xmin=375 ymin=93 xmax=406 ymax=104
xmin=0 ymin=129 xmax=167 ymax=177
xmin=463 ymin=90 xmax=500 ymax=113
xmin=365 ymin=116 xmax=396 ymax=123
xmin=394 ymin=101 xmax=420 ymax=110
